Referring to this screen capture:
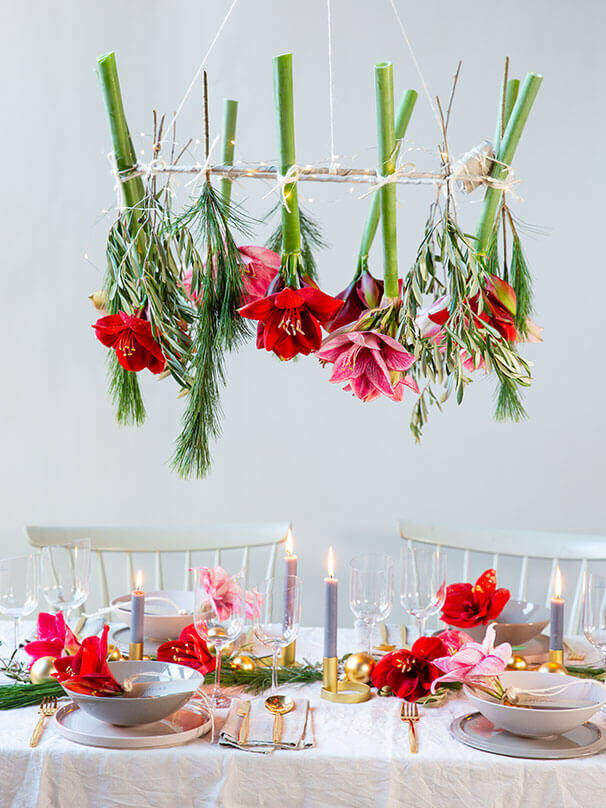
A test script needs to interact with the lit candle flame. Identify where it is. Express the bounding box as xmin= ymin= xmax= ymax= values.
xmin=554 ymin=565 xmax=563 ymax=599
xmin=135 ymin=570 xmax=144 ymax=592
xmin=285 ymin=527 xmax=295 ymax=557
xmin=327 ymin=546 xmax=335 ymax=578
